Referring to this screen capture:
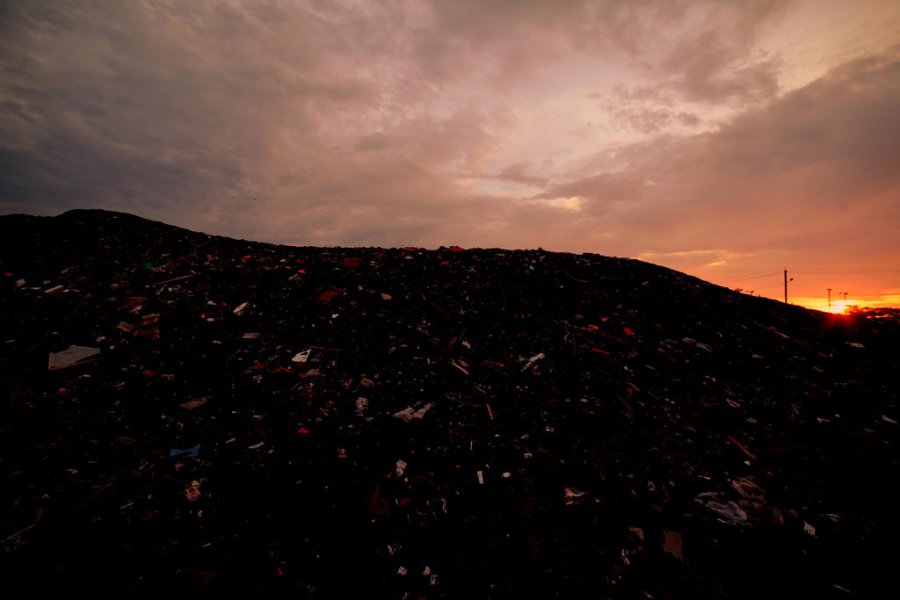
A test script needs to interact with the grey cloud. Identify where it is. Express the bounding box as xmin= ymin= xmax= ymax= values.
xmin=534 ymin=172 xmax=644 ymax=218
xmin=0 ymin=1 xmax=385 ymax=224
xmin=592 ymin=49 xmax=900 ymax=262
xmin=660 ymin=30 xmax=781 ymax=103
xmin=413 ymin=0 xmax=792 ymax=98
xmin=2 ymin=0 xmax=897 ymax=291
xmin=496 ymin=162 xmax=548 ymax=187
xmin=678 ymin=113 xmax=701 ymax=127
xmin=508 ymin=46 xmax=899 ymax=272
xmin=586 ymin=2 xmax=789 ymax=108
xmin=707 ymin=51 xmax=900 ymax=182
xmin=593 ymin=101 xmax=703 ymax=134
xmin=355 ymin=133 xmax=392 ymax=152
